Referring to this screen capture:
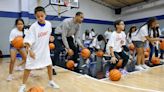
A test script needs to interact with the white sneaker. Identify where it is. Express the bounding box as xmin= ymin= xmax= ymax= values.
xmin=18 ymin=84 xmax=26 ymax=92
xmin=6 ymin=74 xmax=14 ymax=81
xmin=15 ymin=66 xmax=24 ymax=71
xmin=141 ymin=64 xmax=150 ymax=69
xmin=48 ymin=80 xmax=60 ymax=89
xmin=135 ymin=65 xmax=145 ymax=71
